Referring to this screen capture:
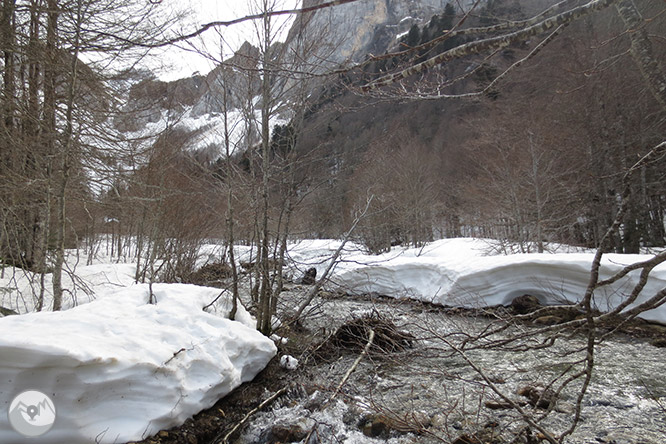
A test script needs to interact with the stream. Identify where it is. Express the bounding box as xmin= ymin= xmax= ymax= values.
xmin=236 ymin=288 xmax=666 ymax=444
